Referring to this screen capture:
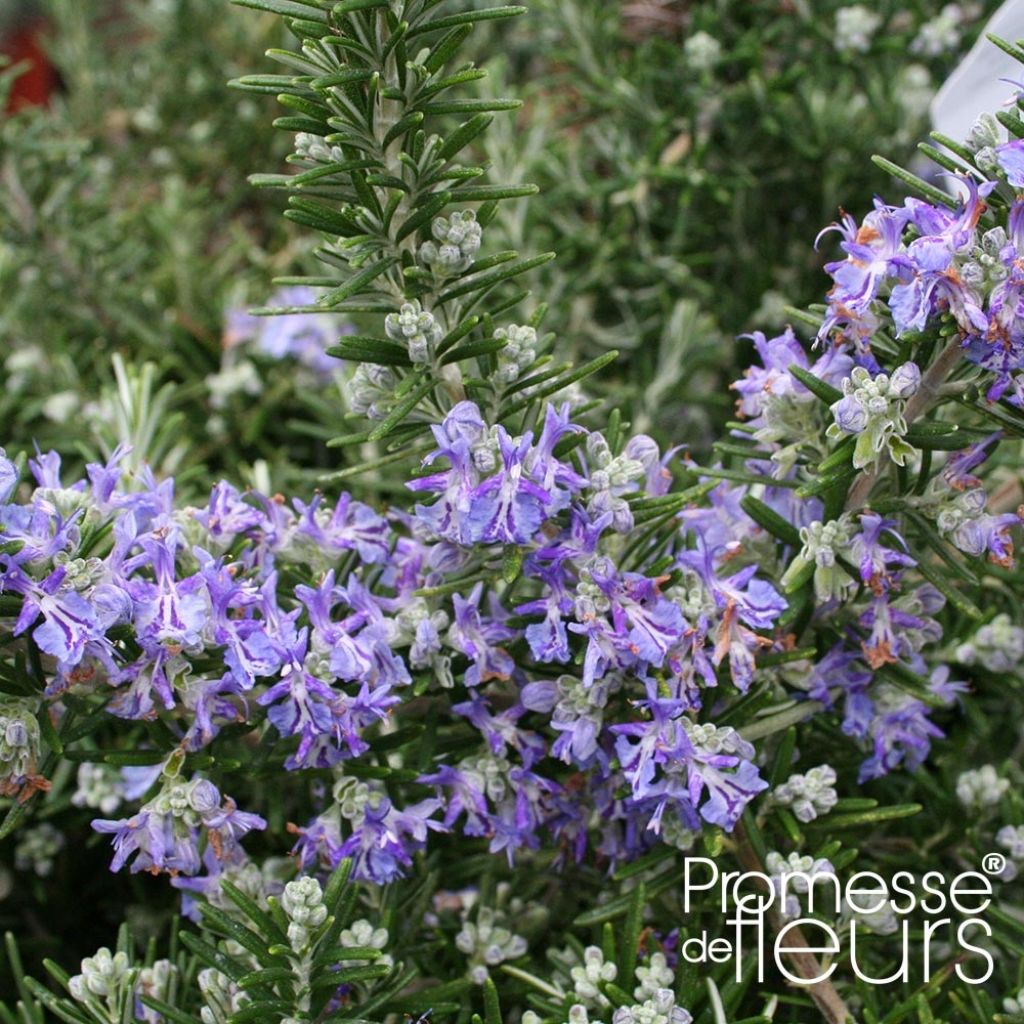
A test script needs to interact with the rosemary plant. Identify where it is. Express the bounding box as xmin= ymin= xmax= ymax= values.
xmin=4 ymin=3 xmax=1024 ymax=1024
